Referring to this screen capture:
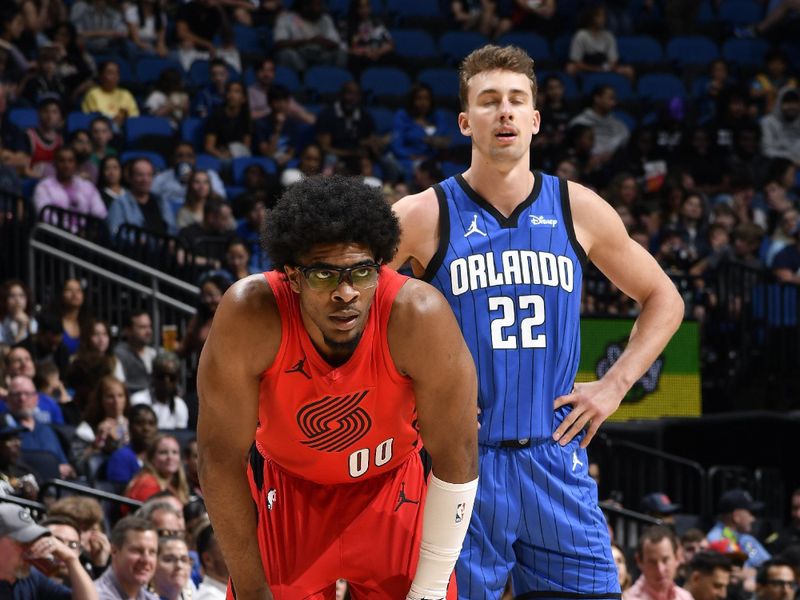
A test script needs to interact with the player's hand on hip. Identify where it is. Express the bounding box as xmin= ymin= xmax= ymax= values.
xmin=552 ymin=380 xmax=623 ymax=448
